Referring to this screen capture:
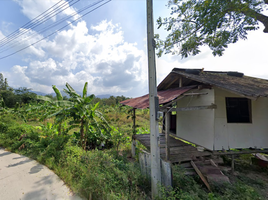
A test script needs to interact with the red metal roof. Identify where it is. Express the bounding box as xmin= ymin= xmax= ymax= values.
xmin=120 ymin=86 xmax=195 ymax=109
